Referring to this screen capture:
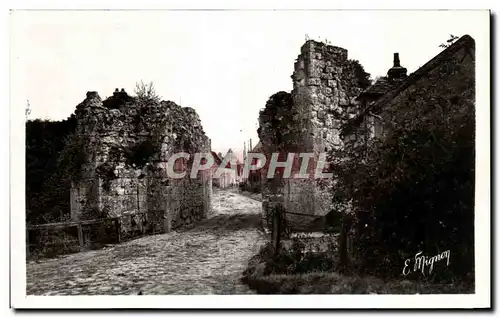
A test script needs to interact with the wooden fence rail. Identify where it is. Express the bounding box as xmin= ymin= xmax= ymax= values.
xmin=269 ymin=204 xmax=355 ymax=265
xmin=26 ymin=212 xmax=164 ymax=259
xmin=26 ymin=217 xmax=121 ymax=259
